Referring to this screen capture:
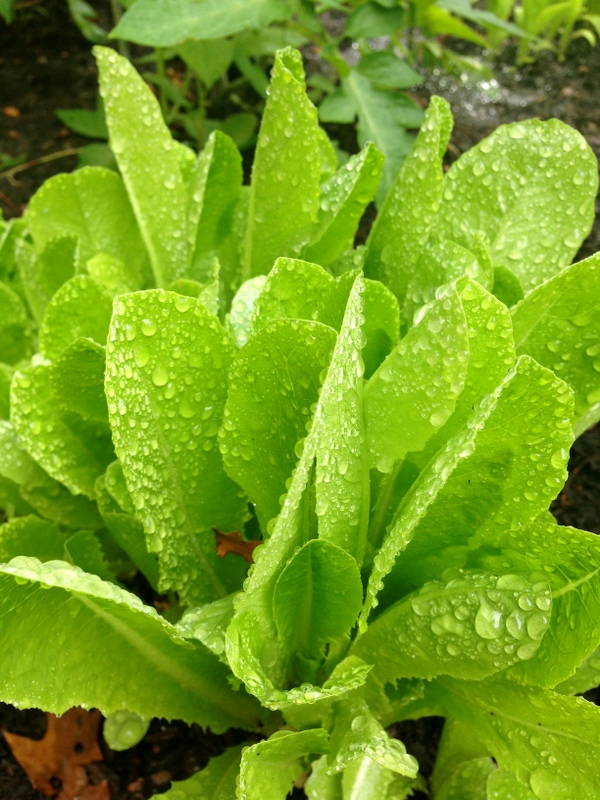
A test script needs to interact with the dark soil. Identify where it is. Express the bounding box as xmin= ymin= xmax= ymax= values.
xmin=2 ymin=6 xmax=600 ymax=799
